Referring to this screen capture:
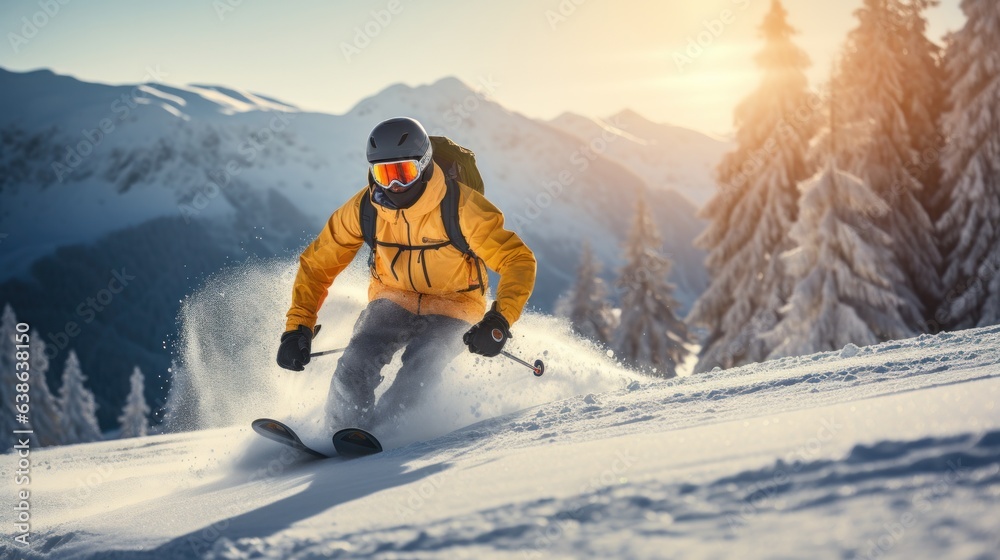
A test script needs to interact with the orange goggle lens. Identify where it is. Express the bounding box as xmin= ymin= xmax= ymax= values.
xmin=371 ymin=160 xmax=421 ymax=189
